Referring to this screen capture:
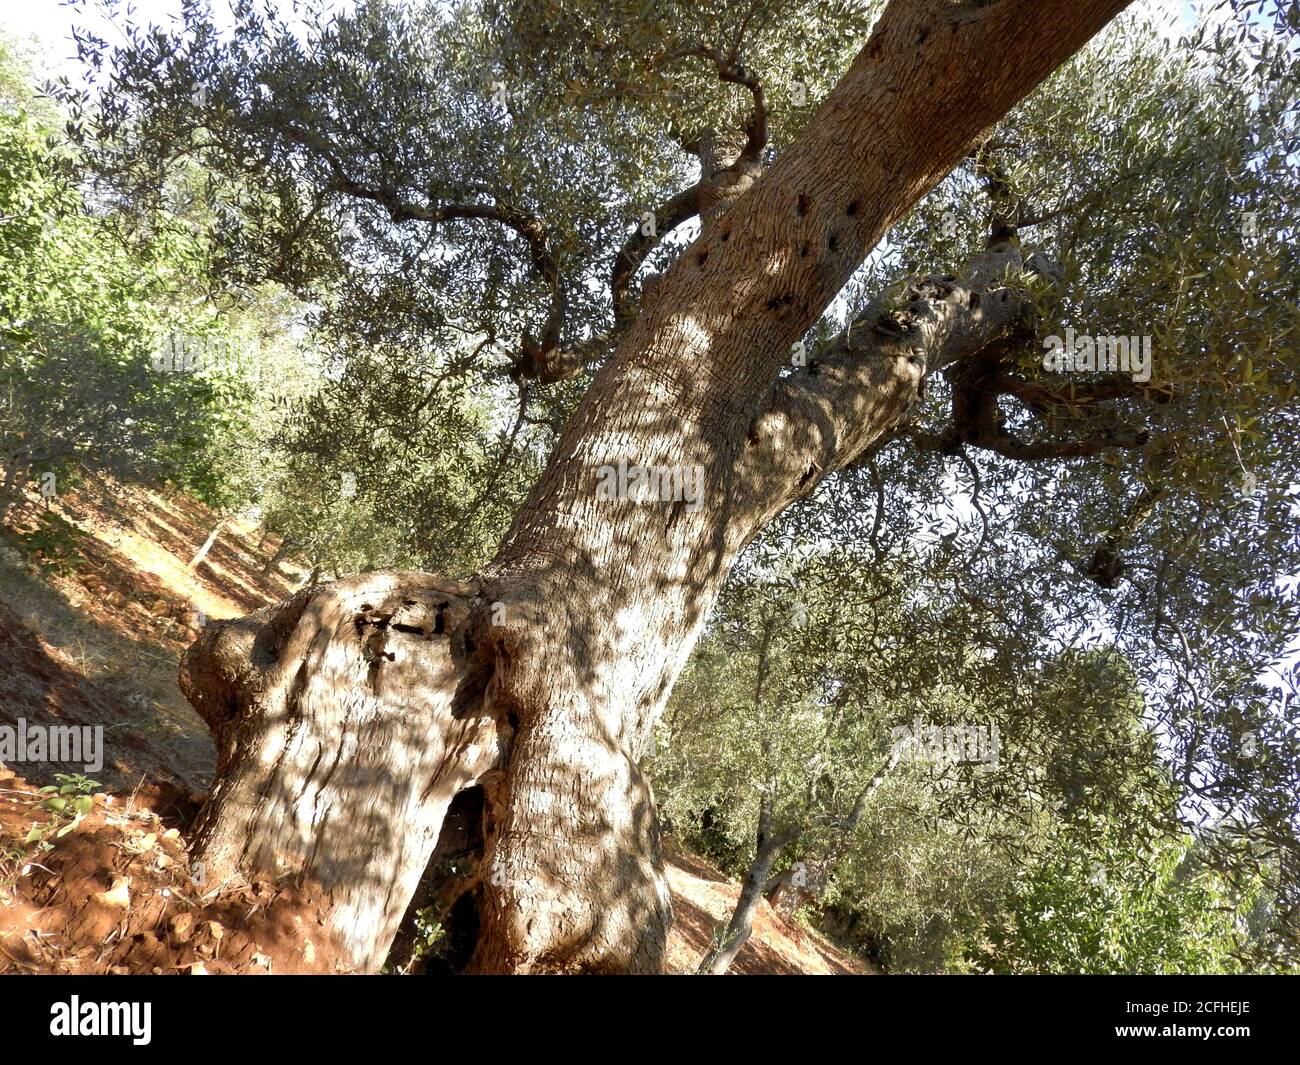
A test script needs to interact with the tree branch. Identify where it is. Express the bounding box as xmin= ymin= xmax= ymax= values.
xmin=734 ymin=248 xmax=1033 ymax=518
xmin=658 ymin=42 xmax=768 ymax=227
xmin=611 ymin=181 xmax=702 ymax=326
xmin=662 ymin=43 xmax=768 ymax=165
xmin=273 ymin=120 xmax=574 ymax=383
xmin=916 ymin=421 xmax=1151 ymax=461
